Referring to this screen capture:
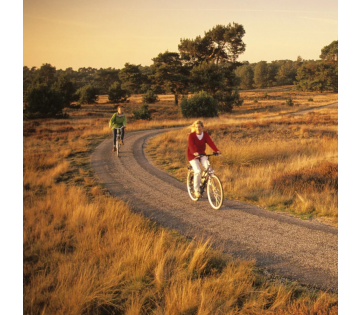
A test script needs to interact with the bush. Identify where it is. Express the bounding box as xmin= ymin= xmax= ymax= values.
xmin=24 ymin=83 xmax=67 ymax=119
xmin=214 ymin=90 xmax=242 ymax=113
xmin=108 ymin=81 xmax=130 ymax=103
xmin=142 ymin=90 xmax=159 ymax=104
xmin=253 ymin=98 xmax=258 ymax=103
xmin=308 ymin=98 xmax=314 ymax=101
xmin=180 ymin=91 xmax=218 ymax=118
xmin=75 ymin=84 xmax=99 ymax=105
xmin=286 ymin=98 xmax=294 ymax=106
xmin=132 ymin=104 xmax=151 ymax=120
